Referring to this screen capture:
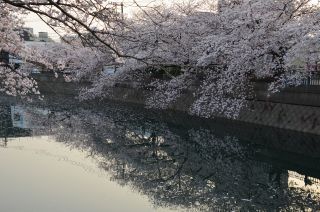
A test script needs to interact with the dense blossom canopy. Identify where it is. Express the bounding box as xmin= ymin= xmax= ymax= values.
xmin=1 ymin=0 xmax=320 ymax=117
xmin=96 ymin=0 xmax=320 ymax=118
